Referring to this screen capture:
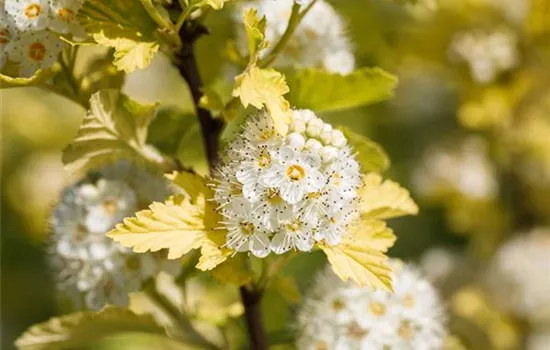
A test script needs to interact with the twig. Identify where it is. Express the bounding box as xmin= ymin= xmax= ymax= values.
xmin=239 ymin=286 xmax=268 ymax=350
